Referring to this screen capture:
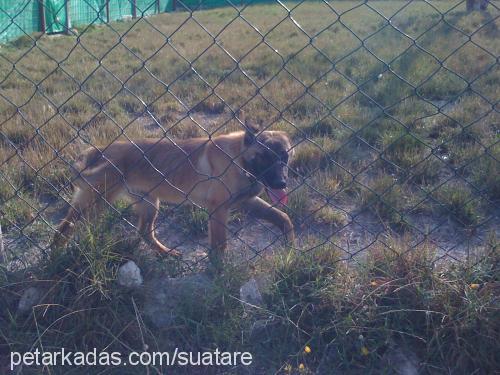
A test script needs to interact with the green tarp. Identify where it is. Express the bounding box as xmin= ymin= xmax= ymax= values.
xmin=45 ymin=0 xmax=67 ymax=33
xmin=160 ymin=0 xmax=174 ymax=12
xmin=69 ymin=0 xmax=106 ymax=26
xmin=0 ymin=0 xmax=267 ymax=44
xmin=107 ymin=0 xmax=132 ymax=22
xmin=136 ymin=0 xmax=158 ymax=16
xmin=0 ymin=0 xmax=40 ymax=42
xmin=178 ymin=0 xmax=270 ymax=11
xmin=178 ymin=0 xmax=232 ymax=11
